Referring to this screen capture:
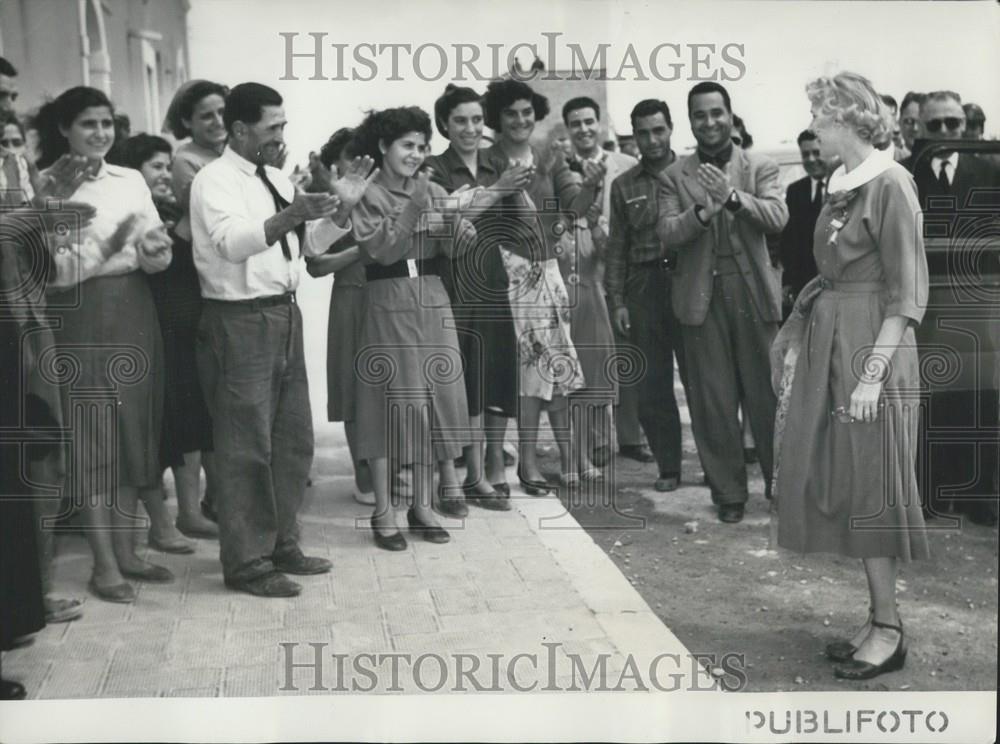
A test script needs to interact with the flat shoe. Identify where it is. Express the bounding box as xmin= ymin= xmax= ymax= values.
xmin=353 ymin=490 xmax=376 ymax=506
xmin=148 ymin=531 xmax=196 ymax=554
xmin=833 ymin=621 xmax=907 ymax=680
xmin=406 ymin=508 xmax=450 ymax=544
xmin=370 ymin=516 xmax=407 ymax=551
xmin=655 ymin=474 xmax=680 ymax=492
xmin=464 ymin=483 xmax=511 ymax=511
xmin=224 ymin=572 xmax=301 ymax=598
xmin=120 ymin=563 xmax=174 ymax=583
xmin=517 ymin=469 xmax=552 ymax=496
xmin=44 ymin=597 xmax=85 ymax=624
xmin=580 ymin=467 xmax=603 ymax=483
xmin=87 ymin=578 xmax=136 ymax=604
xmin=437 ymin=485 xmax=469 ymax=518
xmin=1 ymin=680 xmax=27 ymax=700
xmin=826 ymin=609 xmax=875 ymax=663
xmin=491 ymin=482 xmax=511 ymax=496
xmin=175 ymin=518 xmax=219 ymax=539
